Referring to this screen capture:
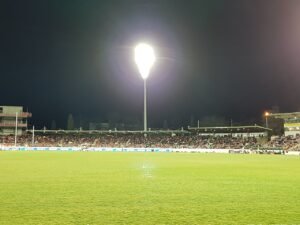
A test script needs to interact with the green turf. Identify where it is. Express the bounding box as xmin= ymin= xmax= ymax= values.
xmin=0 ymin=152 xmax=299 ymax=225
